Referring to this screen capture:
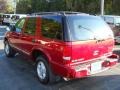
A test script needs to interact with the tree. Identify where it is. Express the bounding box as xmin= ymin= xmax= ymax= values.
xmin=113 ymin=0 xmax=120 ymax=15
xmin=0 ymin=0 xmax=6 ymax=13
xmin=16 ymin=0 xmax=120 ymax=15
xmin=104 ymin=0 xmax=113 ymax=14
xmin=16 ymin=0 xmax=32 ymax=14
